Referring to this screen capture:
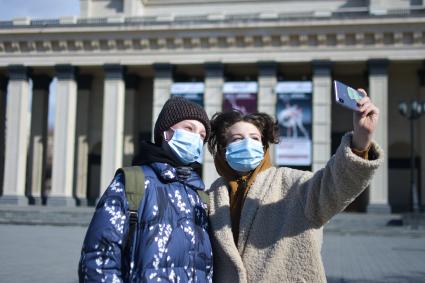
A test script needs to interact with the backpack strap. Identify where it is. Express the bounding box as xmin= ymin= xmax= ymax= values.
xmin=197 ymin=191 xmax=209 ymax=206
xmin=115 ymin=166 xmax=145 ymax=276
xmin=197 ymin=191 xmax=209 ymax=211
xmin=116 ymin=166 xmax=146 ymax=212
